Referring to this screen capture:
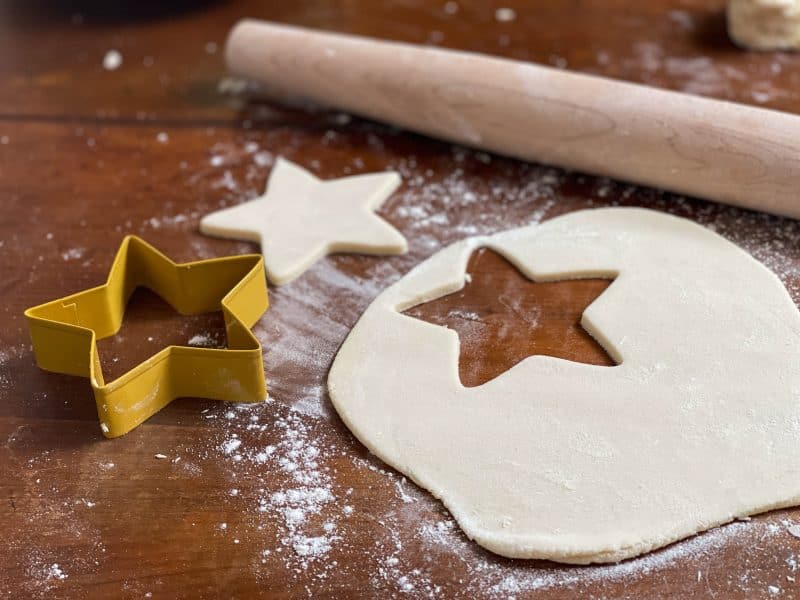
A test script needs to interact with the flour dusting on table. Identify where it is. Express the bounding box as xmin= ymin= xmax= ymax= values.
xmin=201 ymin=392 xmax=799 ymax=598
